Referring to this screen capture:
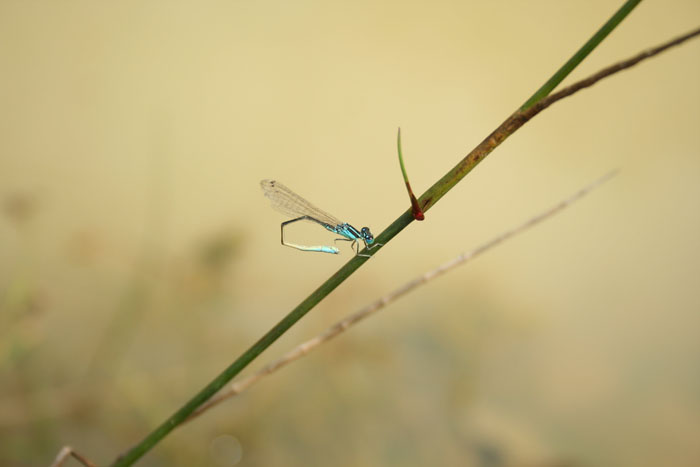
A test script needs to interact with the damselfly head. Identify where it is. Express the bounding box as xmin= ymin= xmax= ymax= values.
xmin=361 ymin=227 xmax=374 ymax=245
